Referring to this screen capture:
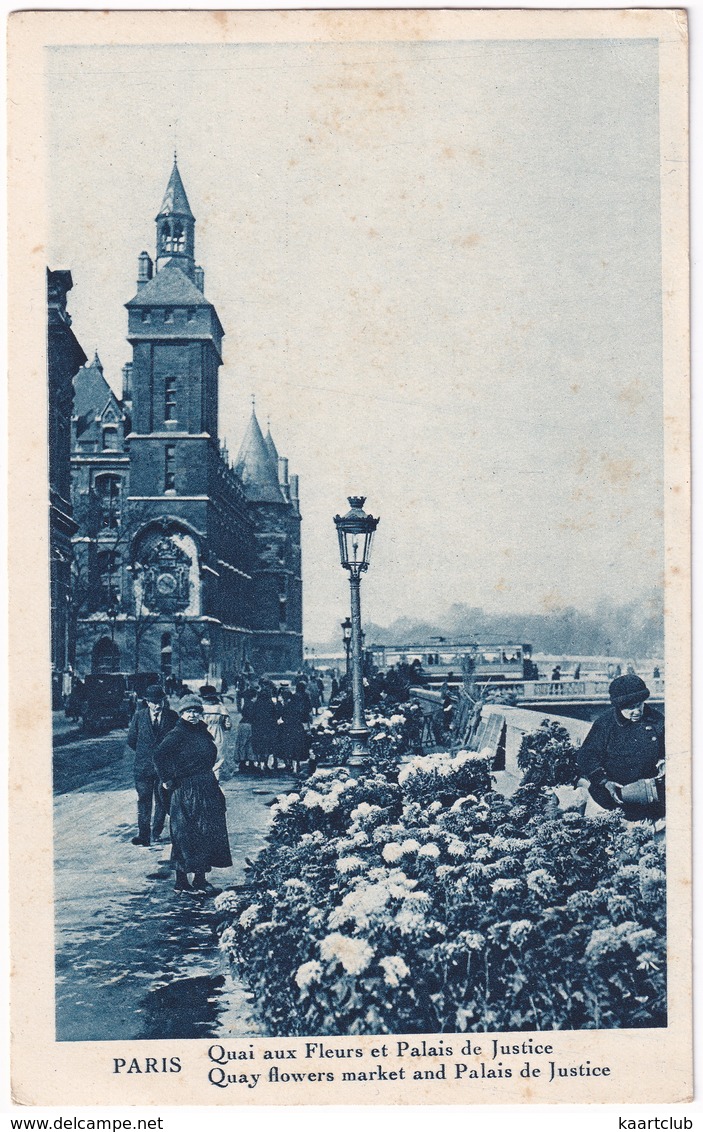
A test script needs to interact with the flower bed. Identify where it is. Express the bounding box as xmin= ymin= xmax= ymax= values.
xmin=217 ymin=736 xmax=666 ymax=1036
